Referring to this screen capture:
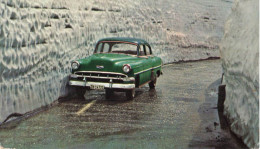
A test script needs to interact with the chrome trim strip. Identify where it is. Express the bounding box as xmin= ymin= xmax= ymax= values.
xmin=69 ymin=81 xmax=135 ymax=89
xmin=134 ymin=65 xmax=162 ymax=75
xmin=74 ymin=71 xmax=127 ymax=77
xmin=71 ymin=75 xmax=124 ymax=80
xmin=134 ymin=68 xmax=152 ymax=75
xmin=153 ymin=65 xmax=162 ymax=69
